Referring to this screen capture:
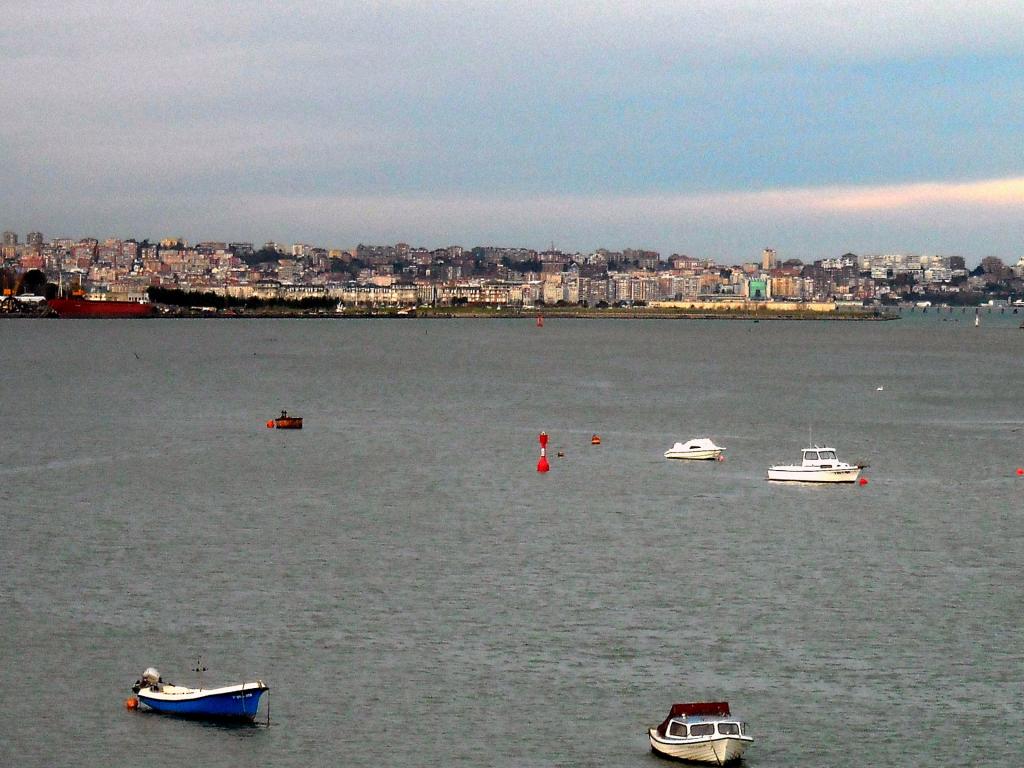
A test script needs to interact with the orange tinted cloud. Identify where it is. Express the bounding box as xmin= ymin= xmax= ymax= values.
xmin=804 ymin=177 xmax=1024 ymax=212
